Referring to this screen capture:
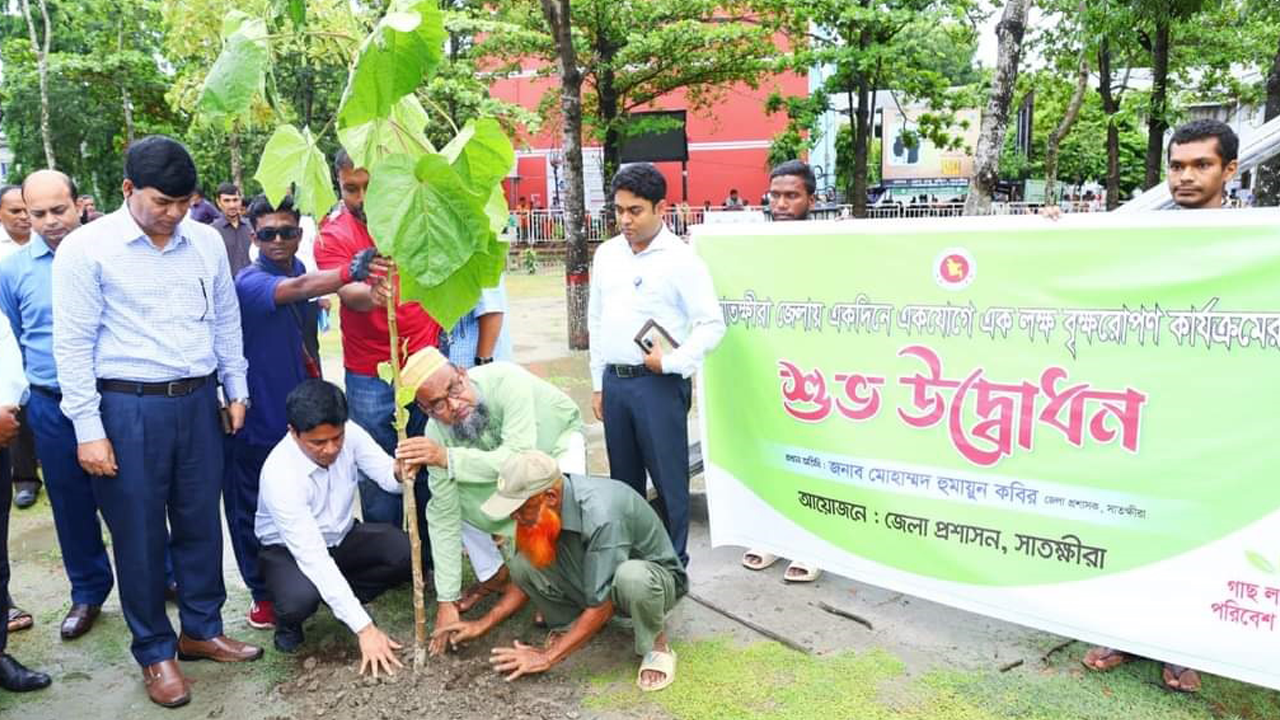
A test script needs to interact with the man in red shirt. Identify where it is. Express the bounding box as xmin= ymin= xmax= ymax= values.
xmin=314 ymin=149 xmax=442 ymax=526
